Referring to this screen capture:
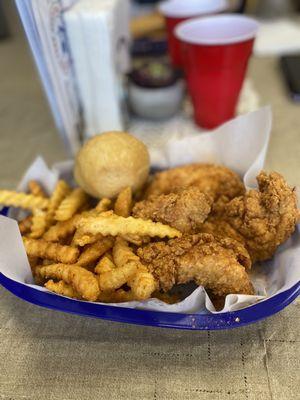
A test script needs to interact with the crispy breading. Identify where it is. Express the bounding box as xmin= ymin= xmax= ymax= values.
xmin=38 ymin=264 xmax=99 ymax=301
xmin=223 ymin=172 xmax=300 ymax=262
xmin=0 ymin=190 xmax=49 ymax=210
xmin=133 ymin=187 xmax=212 ymax=233
xmin=199 ymin=217 xmax=246 ymax=245
xmin=145 ymin=164 xmax=245 ymax=205
xmin=114 ymin=187 xmax=132 ymax=217
xmin=138 ymin=234 xmax=253 ymax=296
xmin=76 ymin=212 xmax=181 ymax=239
xmin=45 ymin=279 xmax=81 ymax=299
xmin=23 ymin=237 xmax=79 ymax=264
xmin=55 ymin=188 xmax=89 ymax=221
